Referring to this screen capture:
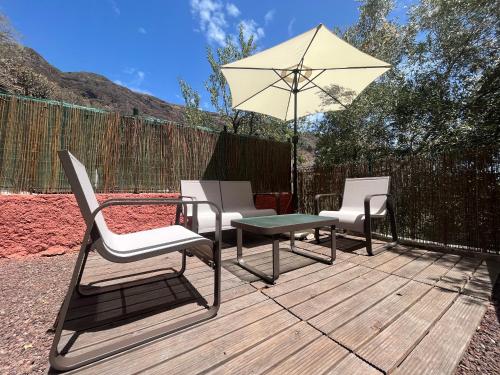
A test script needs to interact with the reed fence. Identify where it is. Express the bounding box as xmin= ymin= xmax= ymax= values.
xmin=298 ymin=148 xmax=500 ymax=254
xmin=0 ymin=94 xmax=291 ymax=193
